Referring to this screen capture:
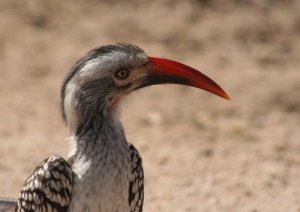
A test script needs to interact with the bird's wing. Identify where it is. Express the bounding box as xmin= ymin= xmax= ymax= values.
xmin=16 ymin=156 xmax=74 ymax=211
xmin=128 ymin=144 xmax=144 ymax=212
xmin=0 ymin=198 xmax=16 ymax=212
